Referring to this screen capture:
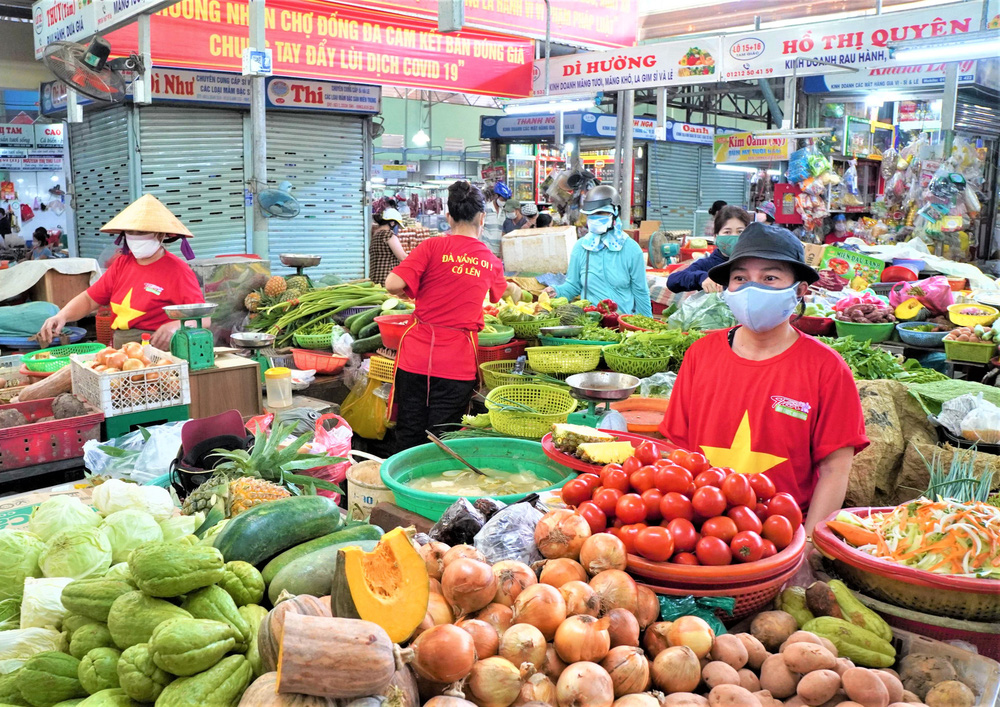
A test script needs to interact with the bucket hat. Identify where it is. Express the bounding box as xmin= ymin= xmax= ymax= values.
xmin=708 ymin=222 xmax=819 ymax=285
